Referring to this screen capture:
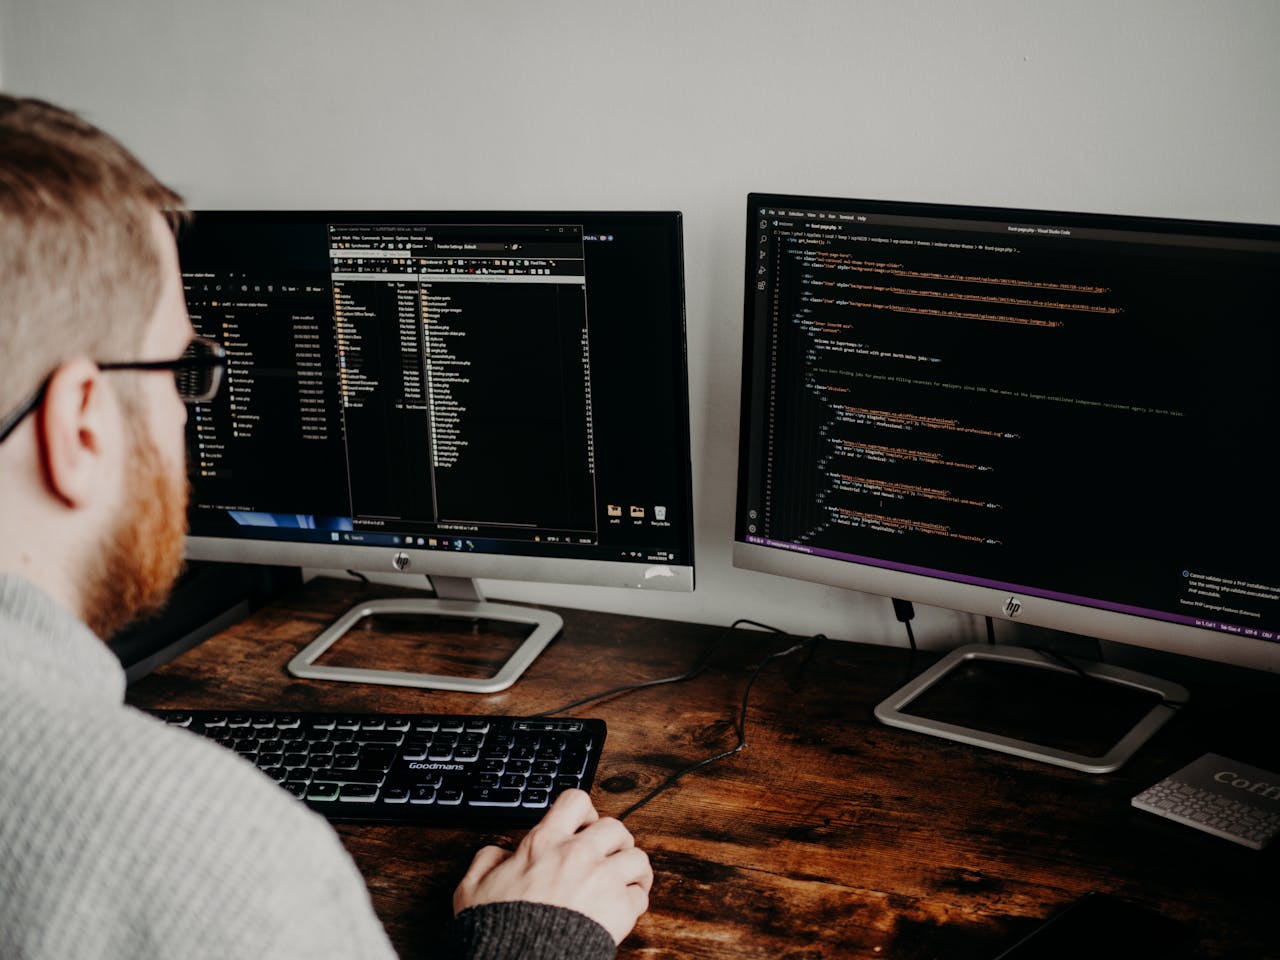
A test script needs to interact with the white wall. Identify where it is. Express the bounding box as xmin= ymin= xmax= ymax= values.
xmin=3 ymin=0 xmax=1278 ymax=648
